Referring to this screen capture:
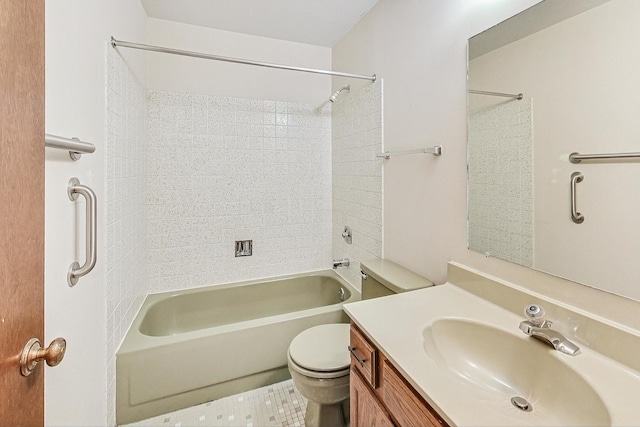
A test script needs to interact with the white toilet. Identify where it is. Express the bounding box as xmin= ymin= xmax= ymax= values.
xmin=287 ymin=259 xmax=435 ymax=427
xmin=287 ymin=324 xmax=351 ymax=427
